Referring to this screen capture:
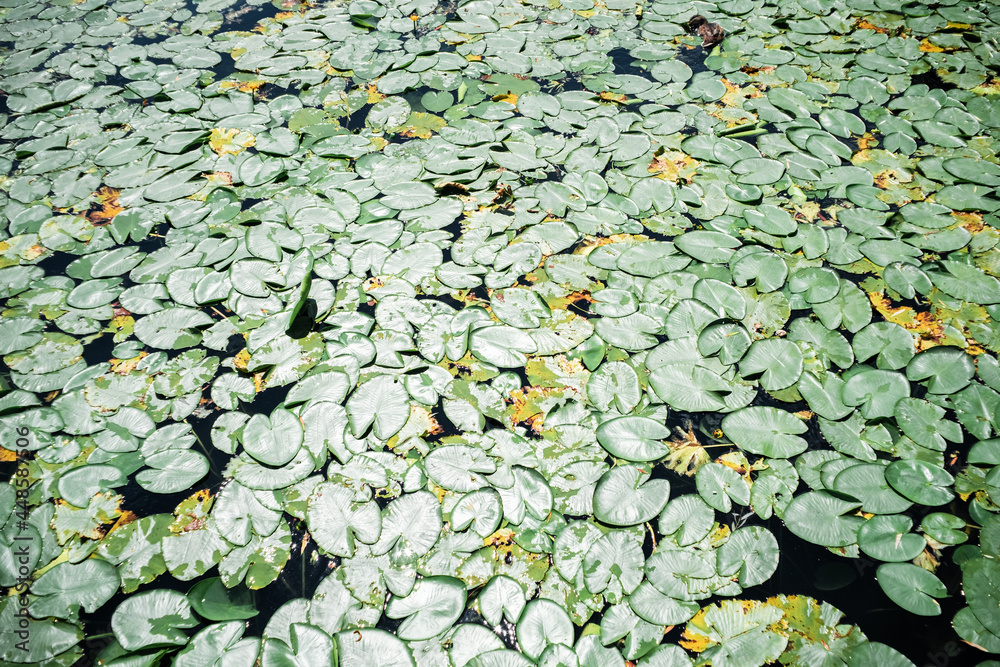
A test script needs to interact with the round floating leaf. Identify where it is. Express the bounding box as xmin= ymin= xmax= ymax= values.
xmin=842 ymin=369 xmax=910 ymax=420
xmin=739 ymin=339 xmax=803 ymax=391
xmin=970 ymin=438 xmax=1000 ymax=466
xmin=876 ymin=563 xmax=945 ymax=617
xmin=537 ymin=643 xmax=578 ymax=667
xmin=516 ymin=599 xmax=574 ymax=661
xmin=830 ymin=463 xmax=912 ymax=514
xmin=583 ymin=530 xmax=644 ymax=603
xmin=698 ymin=322 xmax=751 ymax=366
xmin=694 ymin=279 xmax=746 ymax=319
xmin=616 ymin=243 xmax=691 ymax=277
xmin=421 ymin=90 xmax=454 ymax=112
xmin=884 ymin=459 xmax=954 ymax=506
xmin=648 ymin=339 xmax=750 ymax=413
xmin=466 ymin=650 xmax=535 ymax=667
xmin=242 ymin=408 xmax=304 ymax=467
xmin=336 ymin=628 xmax=414 ymax=667
xmin=952 ymin=606 xmax=1000 ymax=656
xmin=645 ymin=547 xmax=716 ymax=601
xmin=919 ymin=513 xmax=968 ymax=546
xmin=716 ymin=526 xmax=780 ymax=587
xmin=732 ymin=251 xmax=787 ymax=293
xmin=554 ymin=521 xmax=605 ymax=582
xmin=942 ymin=157 xmax=1000 ymax=186
xmin=744 ymin=205 xmax=796 ymax=236
xmin=844 ymin=642 xmax=919 ymax=667
xmin=30 ymin=559 xmax=120 ymax=618
xmin=964 ymin=557 xmax=1000 ymax=637
xmin=593 ymin=465 xmax=670 ymax=526
xmin=858 ymin=515 xmax=925 ymax=562
xmin=721 ymin=406 xmax=807 ymax=458
xmin=797 ymin=371 xmax=851 ymax=420
xmin=5 ymin=333 xmax=82 ymax=375
xmin=674 ymin=229 xmax=743 ymax=263
xmin=307 ymin=482 xmax=382 ymax=557
xmin=136 ymin=450 xmax=209 ymax=494
xmin=134 ymin=308 xmax=213 ymax=350
xmin=0 ymin=609 xmax=81 ymax=663
xmin=789 ymin=267 xmax=840 ymax=304
xmin=784 ymin=491 xmax=863 ymax=547
xmin=187 ymin=577 xmax=258 ymax=621
xmin=346 ymin=375 xmax=410 ymax=440
xmin=596 ymin=416 xmax=670 ymax=462
xmin=551 ymin=460 xmax=607 ymax=516
xmin=883 ymin=262 xmax=933 ymax=300
xmin=893 ymin=398 xmax=962 ymax=452
xmin=373 ymin=491 xmax=442 ymax=558
xmin=628 ymin=583 xmax=699 ymax=626
xmin=659 ymin=495 xmax=716 ymax=547
xmin=0 ymin=317 xmax=44 ymax=356
xmin=696 ymin=462 xmax=750 ymax=512
xmin=453 ymin=488 xmax=504 ymax=537
xmin=425 ymin=445 xmax=496 ymax=492
xmin=57 ymin=464 xmax=126 ymax=508
xmin=112 ymin=589 xmax=198 ymax=651
xmin=67 ymin=278 xmax=122 ymax=309
xmin=381 ymin=181 xmax=437 ymax=210
xmin=928 ymin=261 xmax=1000 ymax=304
xmin=820 ymin=109 xmax=866 ymax=138
xmin=732 ymin=158 xmax=785 ymax=185
xmin=852 ymin=323 xmax=914 ymax=370
xmin=906 ymin=347 xmax=974 ymax=394
xmin=479 ymin=575 xmax=526 ymax=626
xmin=470 ymin=326 xmax=536 ymax=367
xmin=491 ymin=288 xmax=550 ymax=328
xmin=588 ymin=361 xmax=641 ymax=413
xmin=449 ymin=625 xmax=506 ymax=664
xmin=386 ymin=576 xmax=466 ymax=641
